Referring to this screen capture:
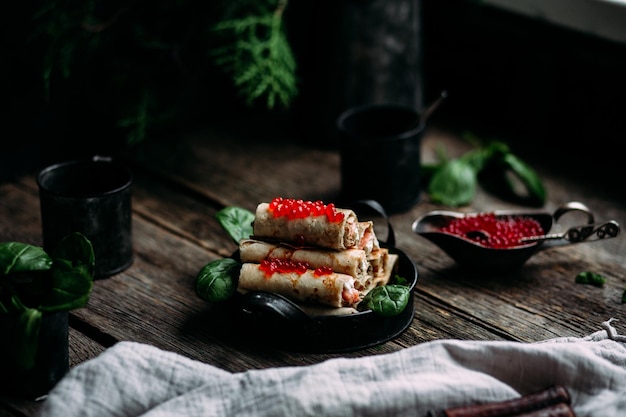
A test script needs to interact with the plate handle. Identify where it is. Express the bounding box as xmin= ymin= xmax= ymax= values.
xmin=351 ymin=199 xmax=395 ymax=247
xmin=240 ymin=291 xmax=312 ymax=323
